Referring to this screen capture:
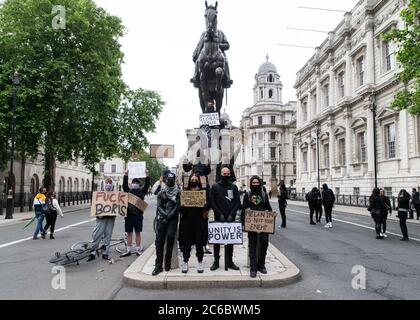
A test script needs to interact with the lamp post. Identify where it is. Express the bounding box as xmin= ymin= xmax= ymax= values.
xmin=314 ymin=121 xmax=321 ymax=191
xmin=278 ymin=145 xmax=282 ymax=185
xmin=369 ymin=93 xmax=378 ymax=188
xmin=5 ymin=71 xmax=21 ymax=219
